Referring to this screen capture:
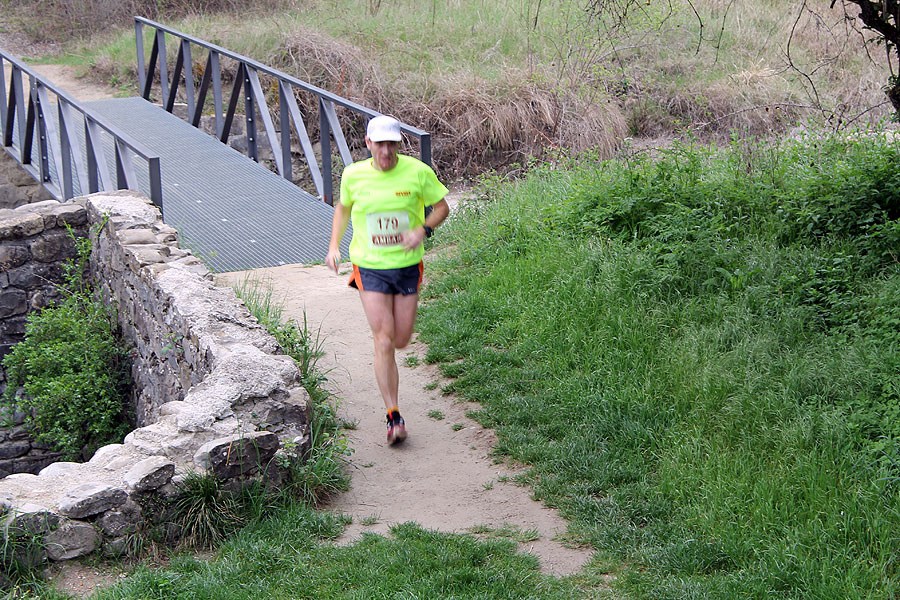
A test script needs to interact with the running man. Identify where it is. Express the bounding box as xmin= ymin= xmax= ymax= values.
xmin=326 ymin=115 xmax=450 ymax=445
